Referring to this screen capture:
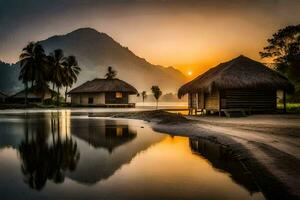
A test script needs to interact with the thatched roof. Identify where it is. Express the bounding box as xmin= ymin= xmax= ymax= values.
xmin=68 ymin=78 xmax=138 ymax=94
xmin=0 ymin=91 xmax=7 ymax=98
xmin=10 ymin=87 xmax=56 ymax=99
xmin=178 ymin=55 xmax=294 ymax=98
